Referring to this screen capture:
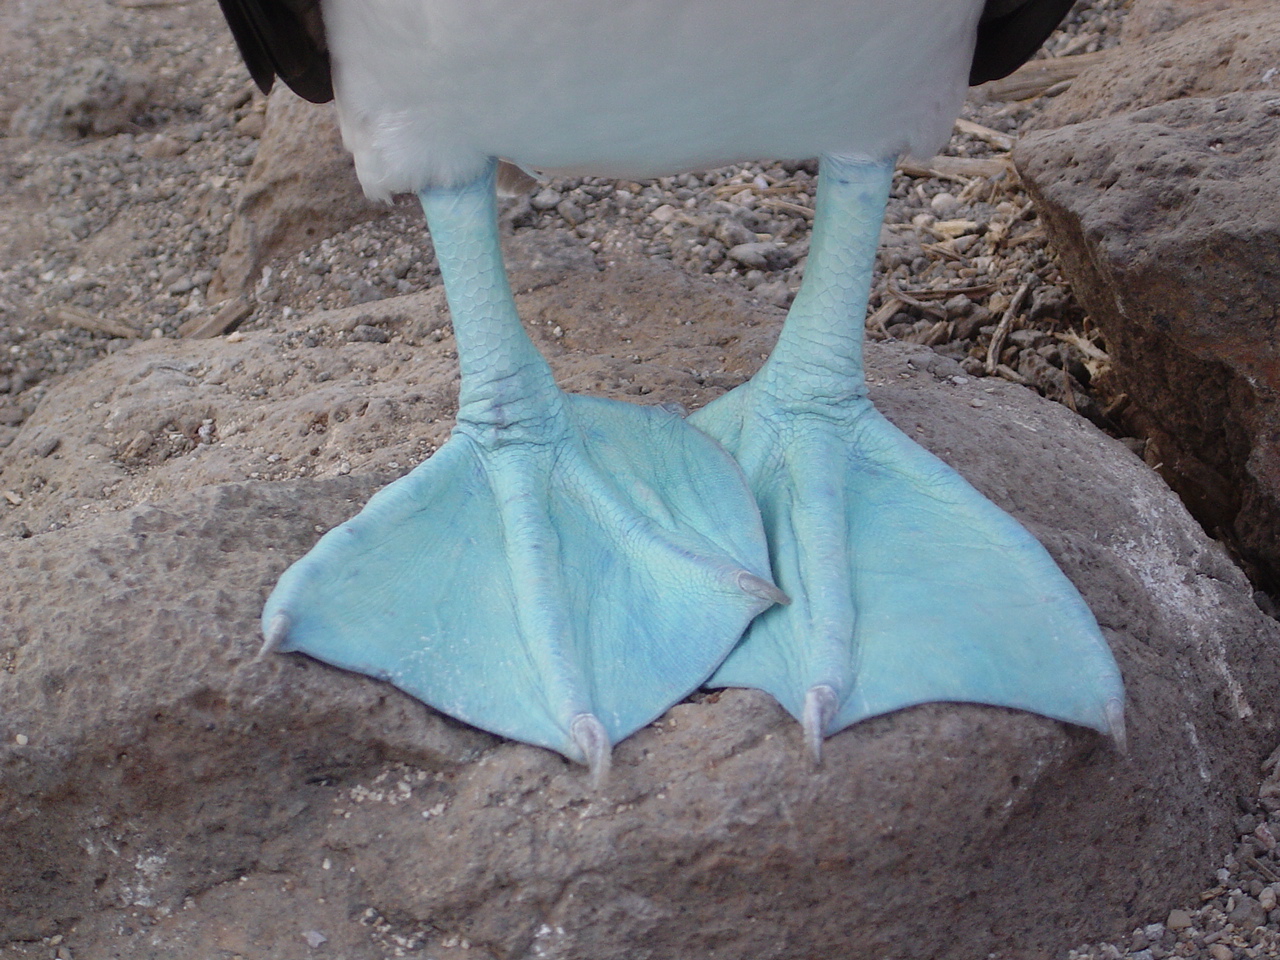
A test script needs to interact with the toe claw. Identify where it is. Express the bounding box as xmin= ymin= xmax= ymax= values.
xmin=802 ymin=684 xmax=838 ymax=765
xmin=735 ymin=570 xmax=790 ymax=607
xmin=1105 ymin=697 xmax=1127 ymax=755
xmin=259 ymin=612 xmax=290 ymax=659
xmin=571 ymin=713 xmax=612 ymax=789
